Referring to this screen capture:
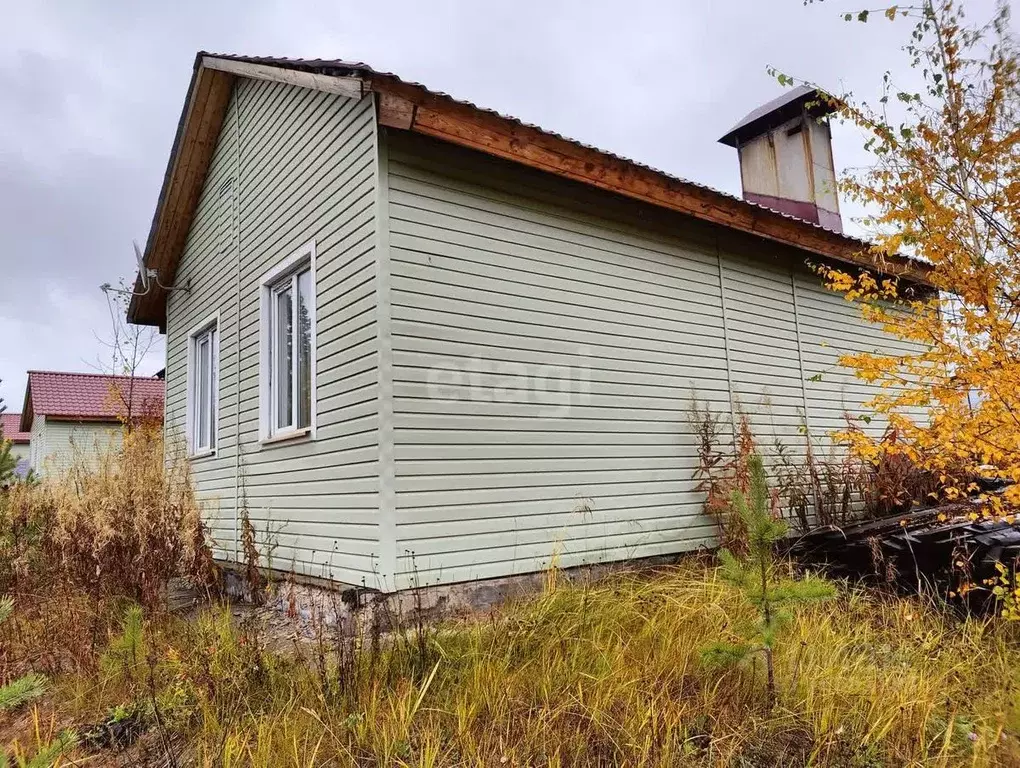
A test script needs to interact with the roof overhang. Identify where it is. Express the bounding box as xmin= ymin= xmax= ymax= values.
xmin=19 ymin=384 xmax=32 ymax=433
xmin=127 ymin=59 xmax=235 ymax=328
xmin=42 ymin=415 xmax=125 ymax=424
xmin=128 ymin=54 xmax=933 ymax=328
xmin=718 ymin=85 xmax=838 ymax=148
